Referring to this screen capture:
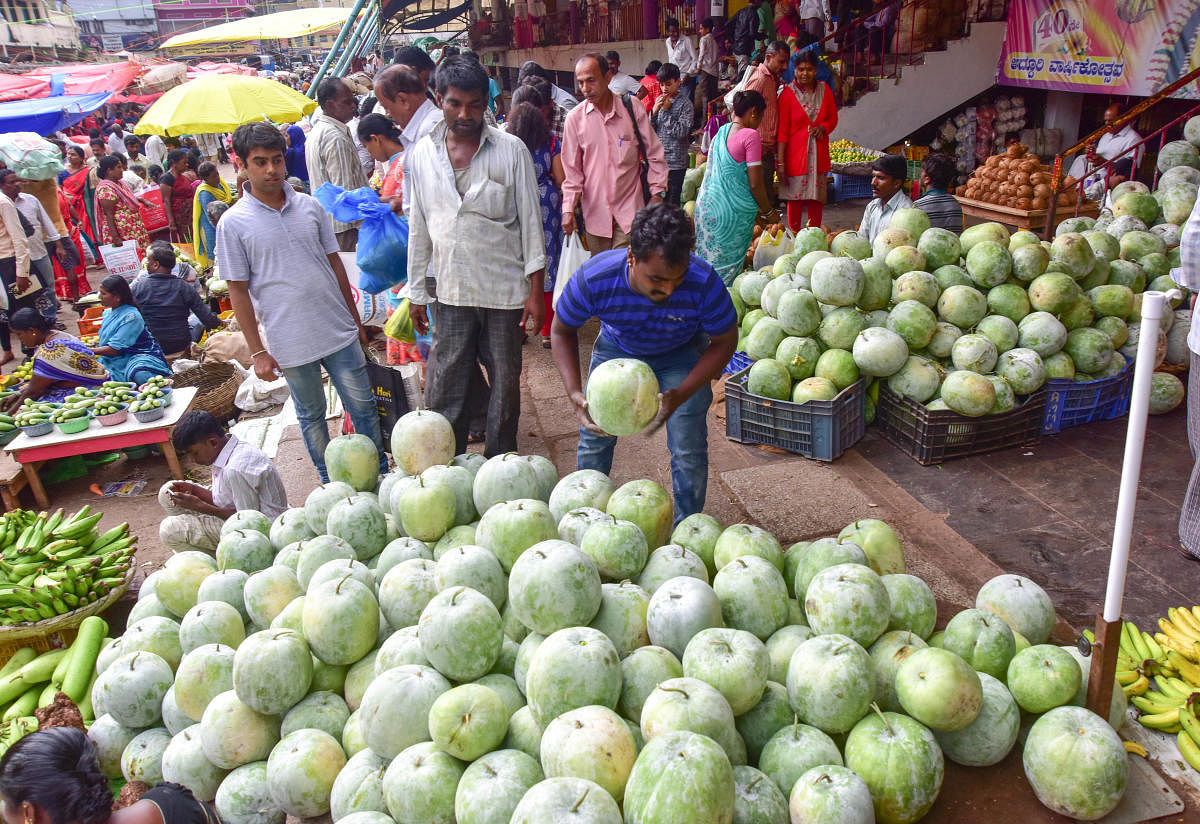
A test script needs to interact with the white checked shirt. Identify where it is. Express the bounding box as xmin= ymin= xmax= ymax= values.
xmin=1173 ymin=191 xmax=1200 ymax=353
xmin=211 ymin=434 xmax=289 ymax=520
xmin=406 ymin=121 xmax=546 ymax=311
